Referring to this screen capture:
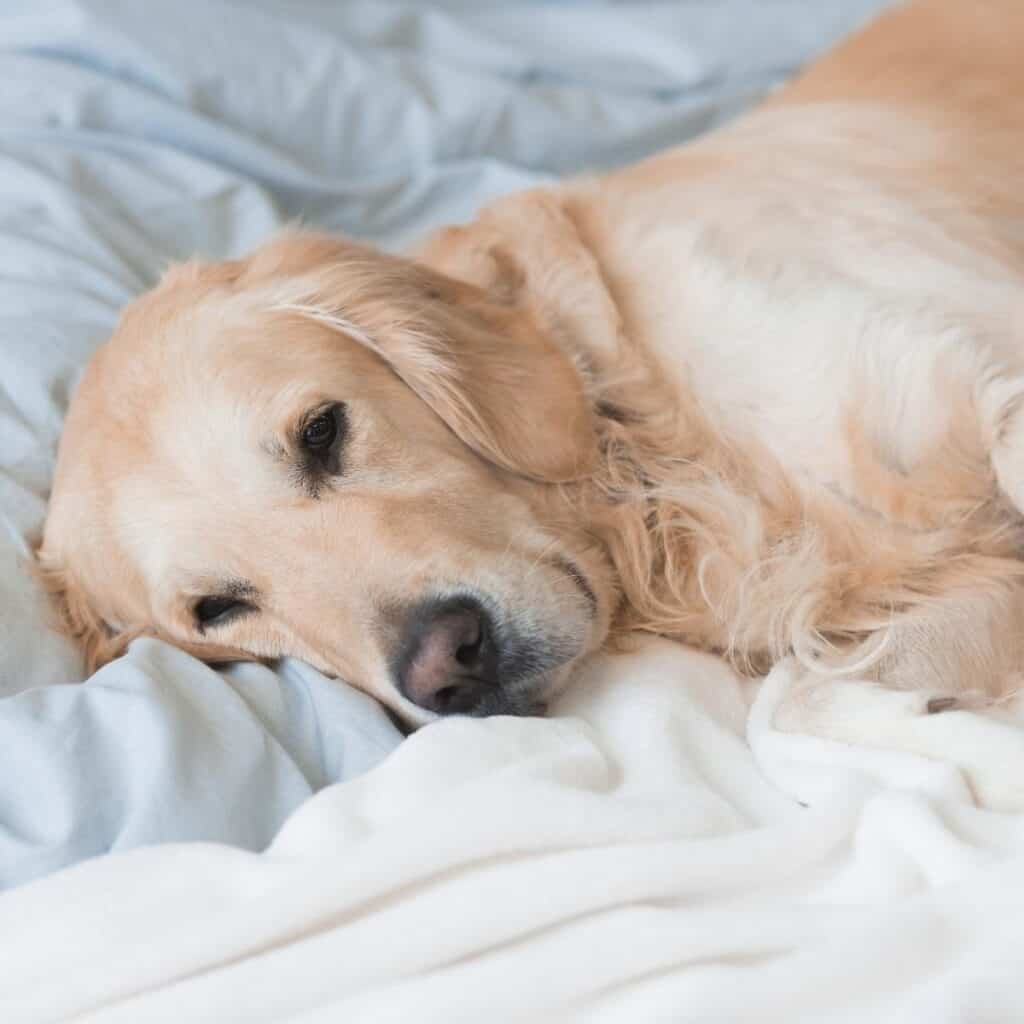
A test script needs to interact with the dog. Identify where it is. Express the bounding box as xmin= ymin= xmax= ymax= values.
xmin=37 ymin=0 xmax=1024 ymax=734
